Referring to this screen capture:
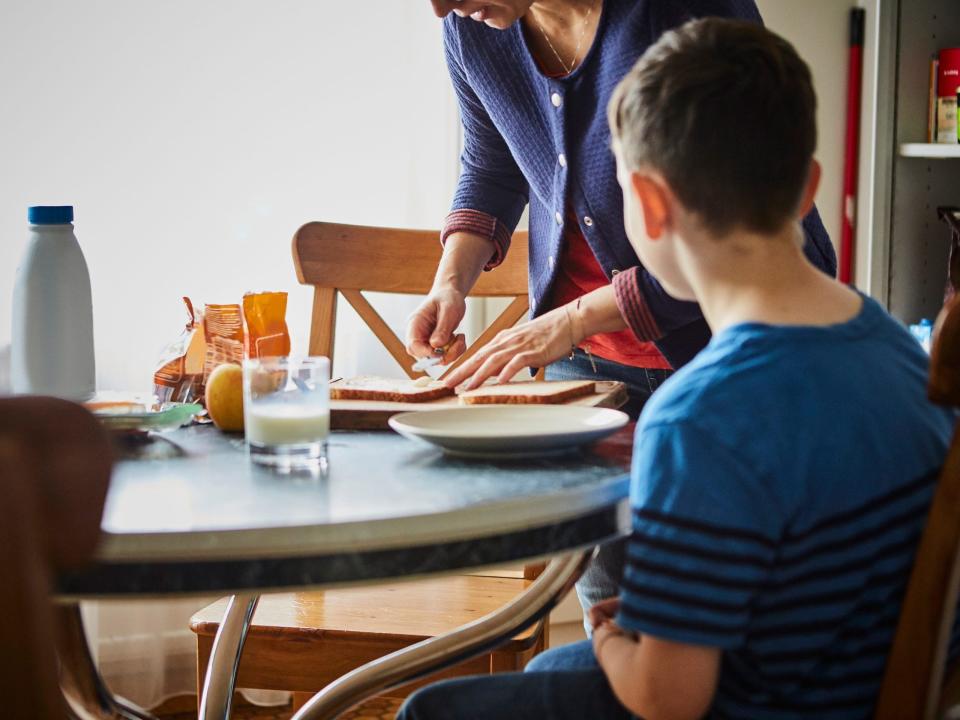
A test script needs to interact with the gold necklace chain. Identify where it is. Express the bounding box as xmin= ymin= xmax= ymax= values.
xmin=535 ymin=0 xmax=597 ymax=75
